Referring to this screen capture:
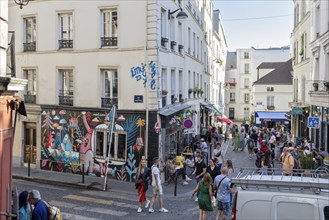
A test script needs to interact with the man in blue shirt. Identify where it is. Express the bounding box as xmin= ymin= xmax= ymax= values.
xmin=28 ymin=190 xmax=49 ymax=220
xmin=214 ymin=167 xmax=234 ymax=220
